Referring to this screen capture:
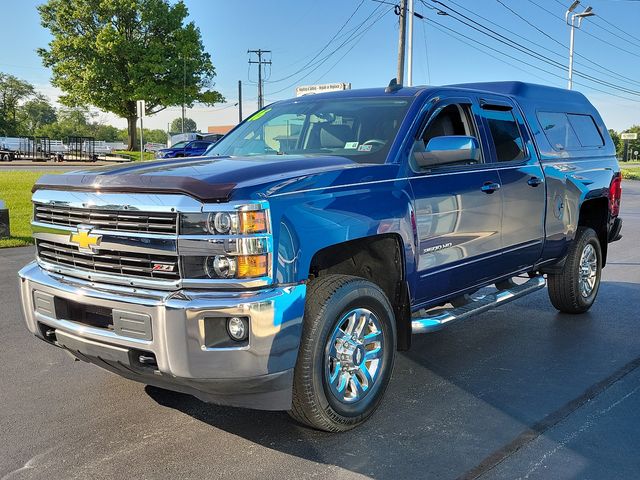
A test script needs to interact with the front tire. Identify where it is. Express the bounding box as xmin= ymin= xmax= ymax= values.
xmin=289 ymin=275 xmax=396 ymax=432
xmin=548 ymin=227 xmax=602 ymax=314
